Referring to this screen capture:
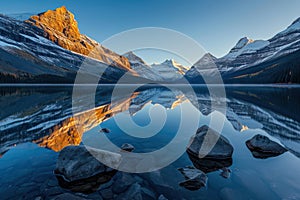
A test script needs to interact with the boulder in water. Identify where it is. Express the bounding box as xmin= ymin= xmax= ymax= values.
xmin=246 ymin=134 xmax=287 ymax=159
xmin=178 ymin=166 xmax=207 ymax=191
